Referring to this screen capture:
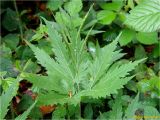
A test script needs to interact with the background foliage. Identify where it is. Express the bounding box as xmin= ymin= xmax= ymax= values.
xmin=0 ymin=0 xmax=160 ymax=119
